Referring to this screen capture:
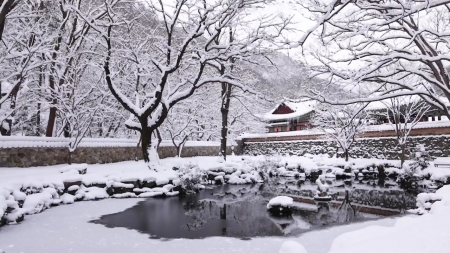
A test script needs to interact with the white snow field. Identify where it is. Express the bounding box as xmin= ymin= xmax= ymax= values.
xmin=1 ymin=156 xmax=450 ymax=253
